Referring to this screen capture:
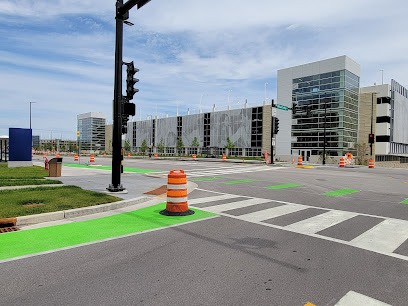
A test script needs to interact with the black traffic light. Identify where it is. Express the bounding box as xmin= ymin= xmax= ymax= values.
xmin=292 ymin=102 xmax=297 ymax=115
xmin=273 ymin=117 xmax=280 ymax=134
xmin=368 ymin=133 xmax=375 ymax=144
xmin=125 ymin=61 xmax=139 ymax=100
